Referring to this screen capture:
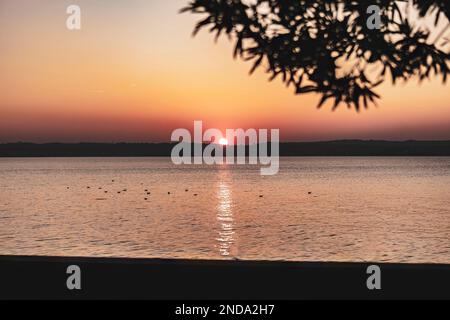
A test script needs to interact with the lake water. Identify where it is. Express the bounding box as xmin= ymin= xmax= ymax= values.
xmin=0 ymin=157 xmax=449 ymax=264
